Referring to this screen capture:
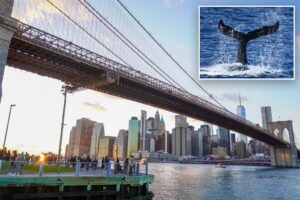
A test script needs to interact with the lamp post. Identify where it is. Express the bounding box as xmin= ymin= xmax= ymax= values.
xmin=2 ymin=104 xmax=16 ymax=150
xmin=57 ymin=85 xmax=68 ymax=163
